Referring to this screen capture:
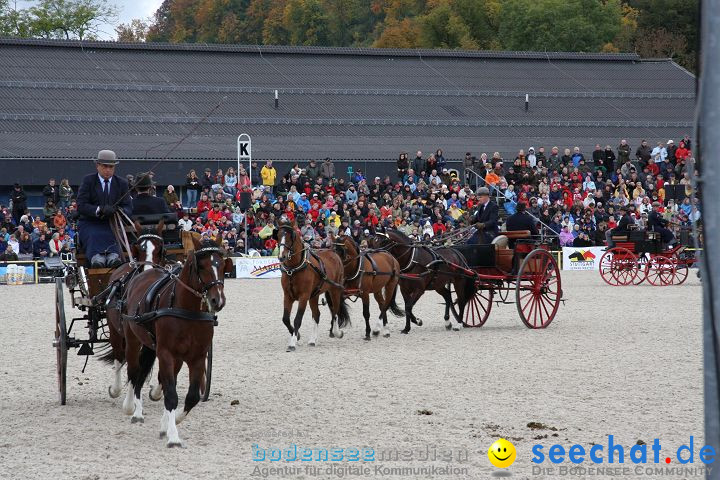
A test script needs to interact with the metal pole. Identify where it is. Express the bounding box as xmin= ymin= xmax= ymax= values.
xmin=700 ymin=0 xmax=720 ymax=470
